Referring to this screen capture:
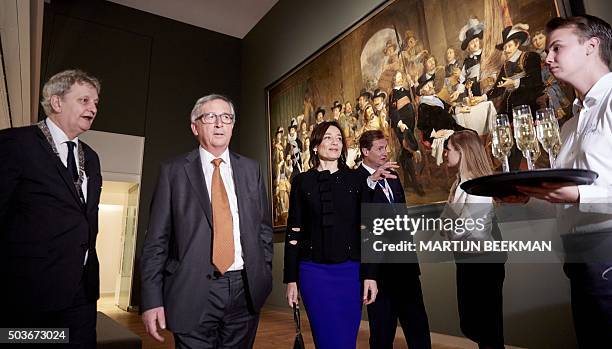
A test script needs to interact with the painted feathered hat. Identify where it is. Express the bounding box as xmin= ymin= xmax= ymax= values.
xmin=459 ymin=18 xmax=485 ymax=51
xmin=495 ymin=23 xmax=530 ymax=50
